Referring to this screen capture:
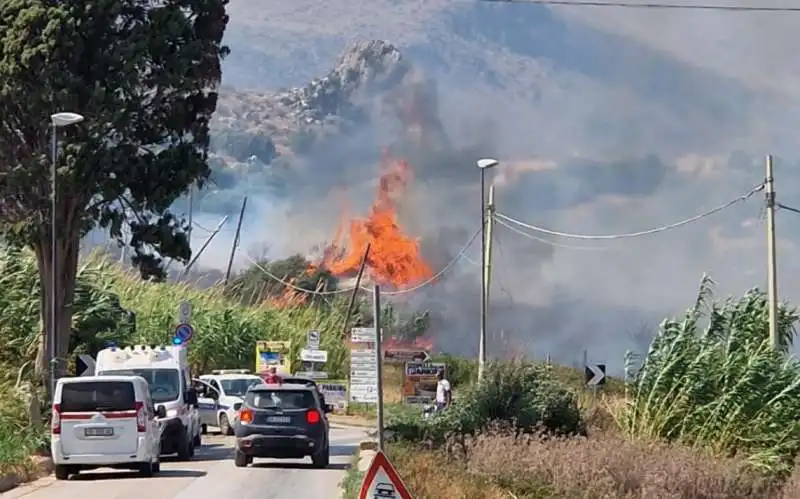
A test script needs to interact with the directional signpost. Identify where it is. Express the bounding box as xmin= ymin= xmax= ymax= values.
xmin=358 ymin=451 xmax=412 ymax=499
xmin=298 ymin=330 xmax=328 ymax=378
xmin=383 ymin=349 xmax=430 ymax=363
xmin=585 ymin=363 xmax=606 ymax=387
xmin=350 ymin=346 xmax=378 ymax=404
